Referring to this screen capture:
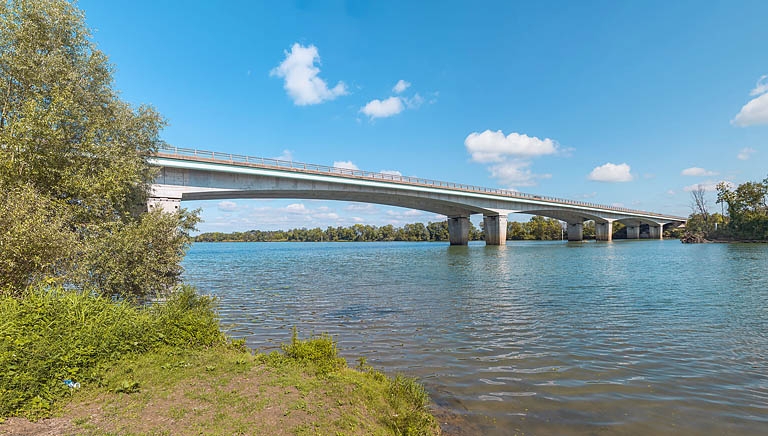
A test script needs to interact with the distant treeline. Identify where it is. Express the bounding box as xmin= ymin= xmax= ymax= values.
xmin=194 ymin=216 xmax=598 ymax=242
xmin=195 ymin=221 xmax=482 ymax=242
